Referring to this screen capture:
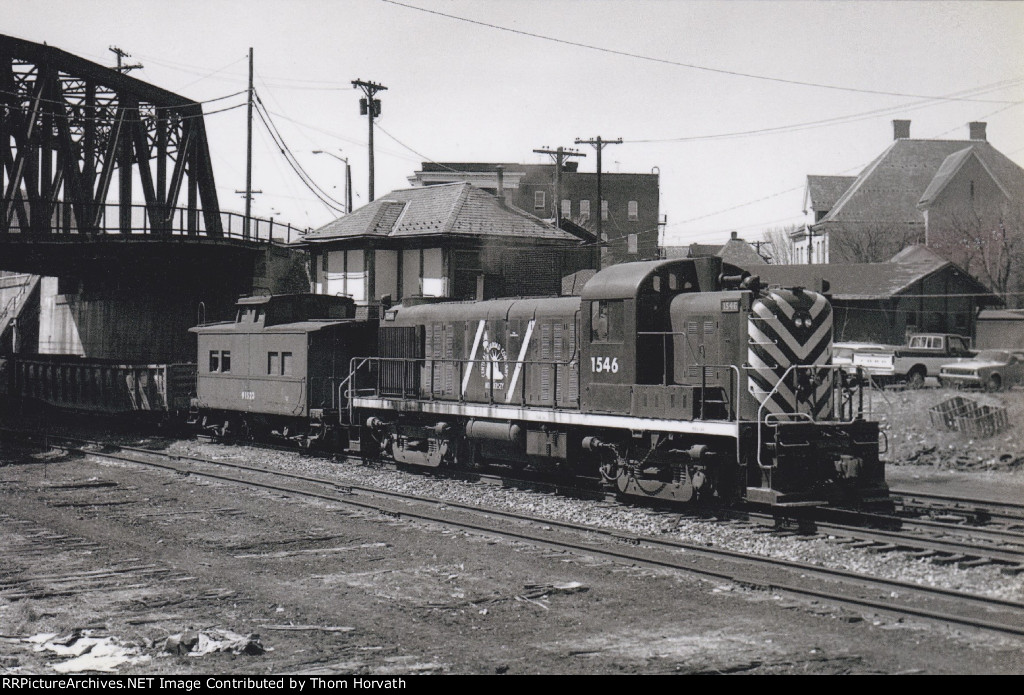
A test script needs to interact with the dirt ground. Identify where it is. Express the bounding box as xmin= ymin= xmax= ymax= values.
xmin=869 ymin=386 xmax=1024 ymax=471
xmin=1 ymin=445 xmax=1023 ymax=675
